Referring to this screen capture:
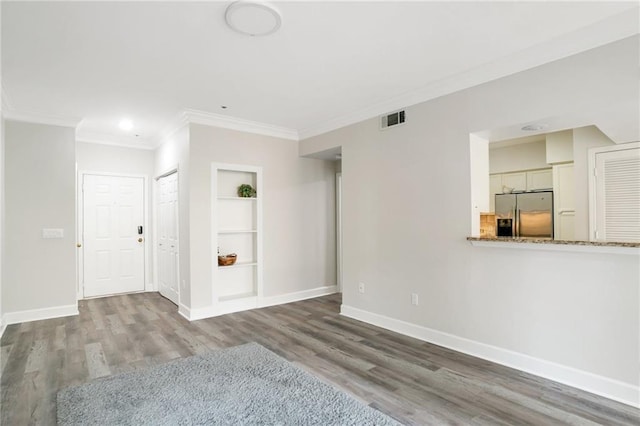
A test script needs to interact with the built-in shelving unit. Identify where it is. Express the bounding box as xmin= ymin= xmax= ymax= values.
xmin=212 ymin=163 xmax=263 ymax=314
